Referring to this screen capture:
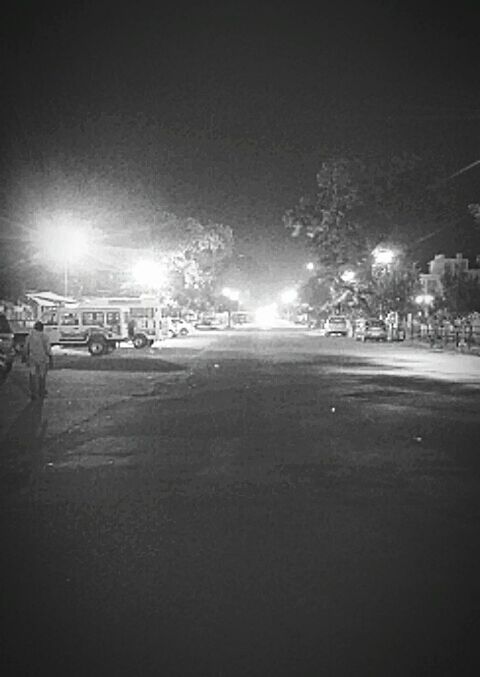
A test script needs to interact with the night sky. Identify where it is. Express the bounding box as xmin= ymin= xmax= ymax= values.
xmin=1 ymin=0 xmax=480 ymax=290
